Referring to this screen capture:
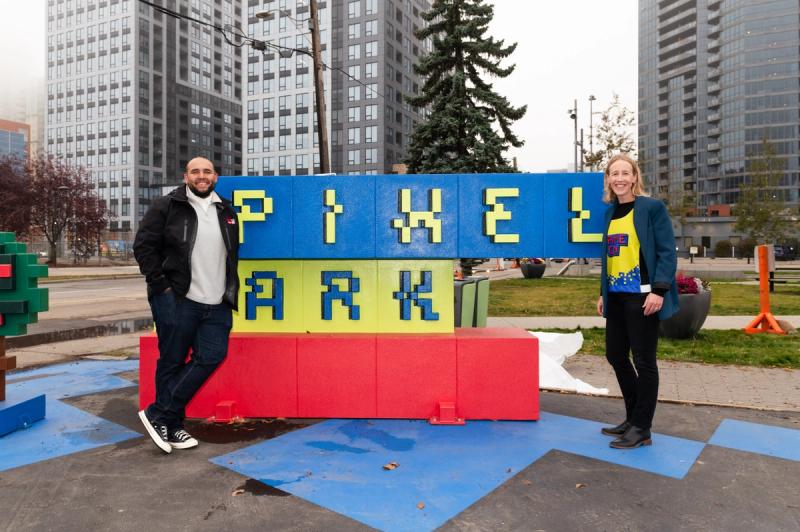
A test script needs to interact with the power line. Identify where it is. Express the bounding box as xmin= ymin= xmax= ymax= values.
xmin=136 ymin=0 xmax=384 ymax=100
